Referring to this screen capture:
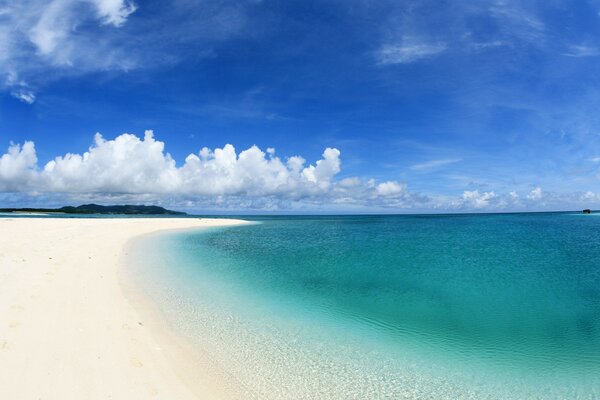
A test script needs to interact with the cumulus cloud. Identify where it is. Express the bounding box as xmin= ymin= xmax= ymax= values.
xmin=0 ymin=141 xmax=38 ymax=191
xmin=33 ymin=131 xmax=343 ymax=198
xmin=376 ymin=181 xmax=407 ymax=196
xmin=337 ymin=177 xmax=361 ymax=187
xmin=440 ymin=187 xmax=600 ymax=212
xmin=527 ymin=187 xmax=543 ymax=200
xmin=0 ymin=131 xmax=439 ymax=210
xmin=0 ymin=131 xmax=390 ymax=207
xmin=2 ymin=132 xmax=600 ymax=212
xmin=459 ymin=190 xmax=497 ymax=209
xmin=42 ymin=131 xmax=178 ymax=194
